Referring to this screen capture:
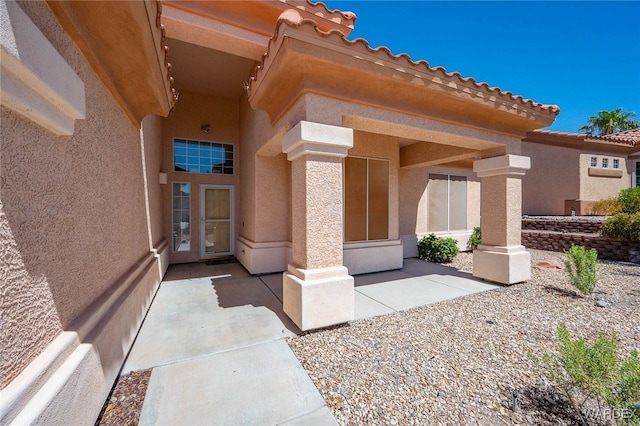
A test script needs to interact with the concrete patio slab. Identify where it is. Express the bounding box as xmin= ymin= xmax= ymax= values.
xmin=122 ymin=274 xmax=298 ymax=374
xmin=121 ymin=258 xmax=499 ymax=425
xmin=355 ymin=277 xmax=473 ymax=311
xmin=139 ymin=339 xmax=328 ymax=426
xmin=354 ymin=290 xmax=395 ymax=320
xmin=258 ymin=272 xmax=285 ymax=302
